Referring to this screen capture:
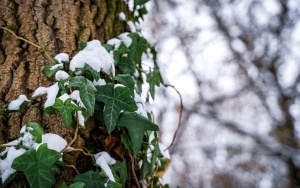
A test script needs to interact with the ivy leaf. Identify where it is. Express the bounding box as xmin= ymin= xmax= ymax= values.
xmin=113 ymin=43 xmax=130 ymax=65
xmin=68 ymin=76 xmax=97 ymax=115
xmin=96 ymin=84 xmax=137 ymax=133
xmin=146 ymin=69 xmax=161 ymax=99
xmin=12 ymin=144 xmax=61 ymax=188
xmin=74 ymin=170 xmax=121 ymax=188
xmin=25 ymin=122 xmax=44 ymax=143
xmin=128 ymin=33 xmax=147 ymax=64
xmin=69 ymin=182 xmax=85 ymax=188
xmin=43 ymin=64 xmax=63 ymax=78
xmin=116 ymin=112 xmax=159 ymax=155
xmin=118 ymin=56 xmax=135 ymax=75
xmin=53 ymin=98 xmax=80 ymax=128
xmin=79 ymin=41 xmax=87 ymax=50
xmin=134 ymin=0 xmax=150 ymax=6
xmin=114 ymin=74 xmax=135 ymax=96
xmin=112 ymin=161 xmax=127 ymax=186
